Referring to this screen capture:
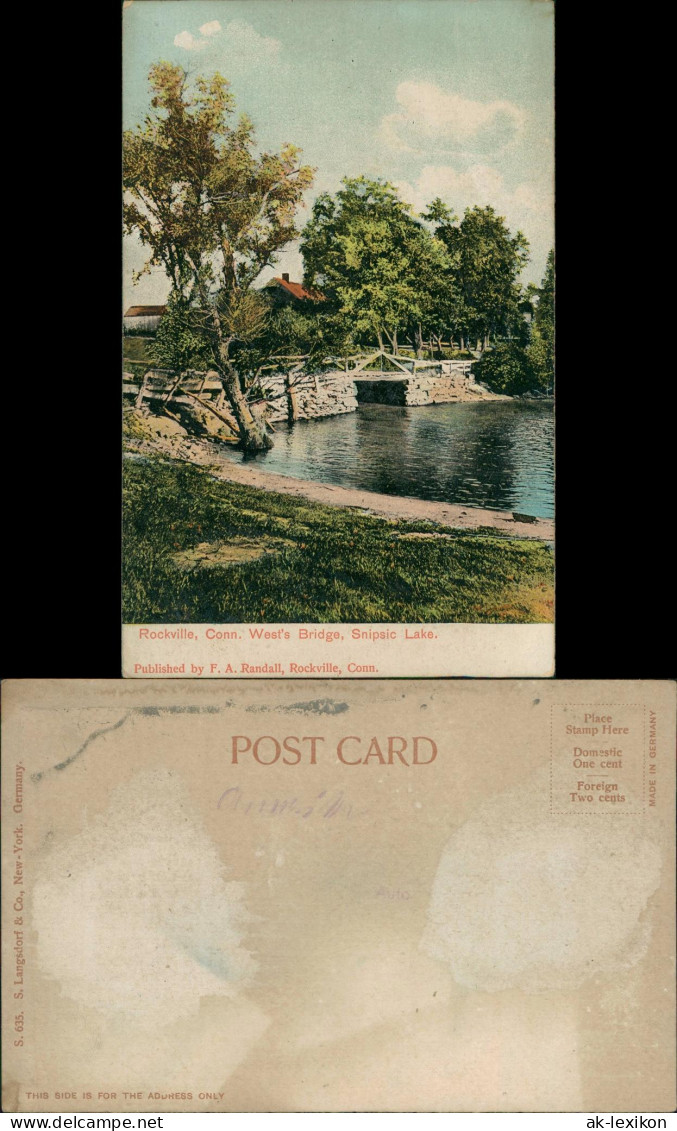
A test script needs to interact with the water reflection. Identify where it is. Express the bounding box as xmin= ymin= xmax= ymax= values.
xmin=226 ymin=401 xmax=553 ymax=518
